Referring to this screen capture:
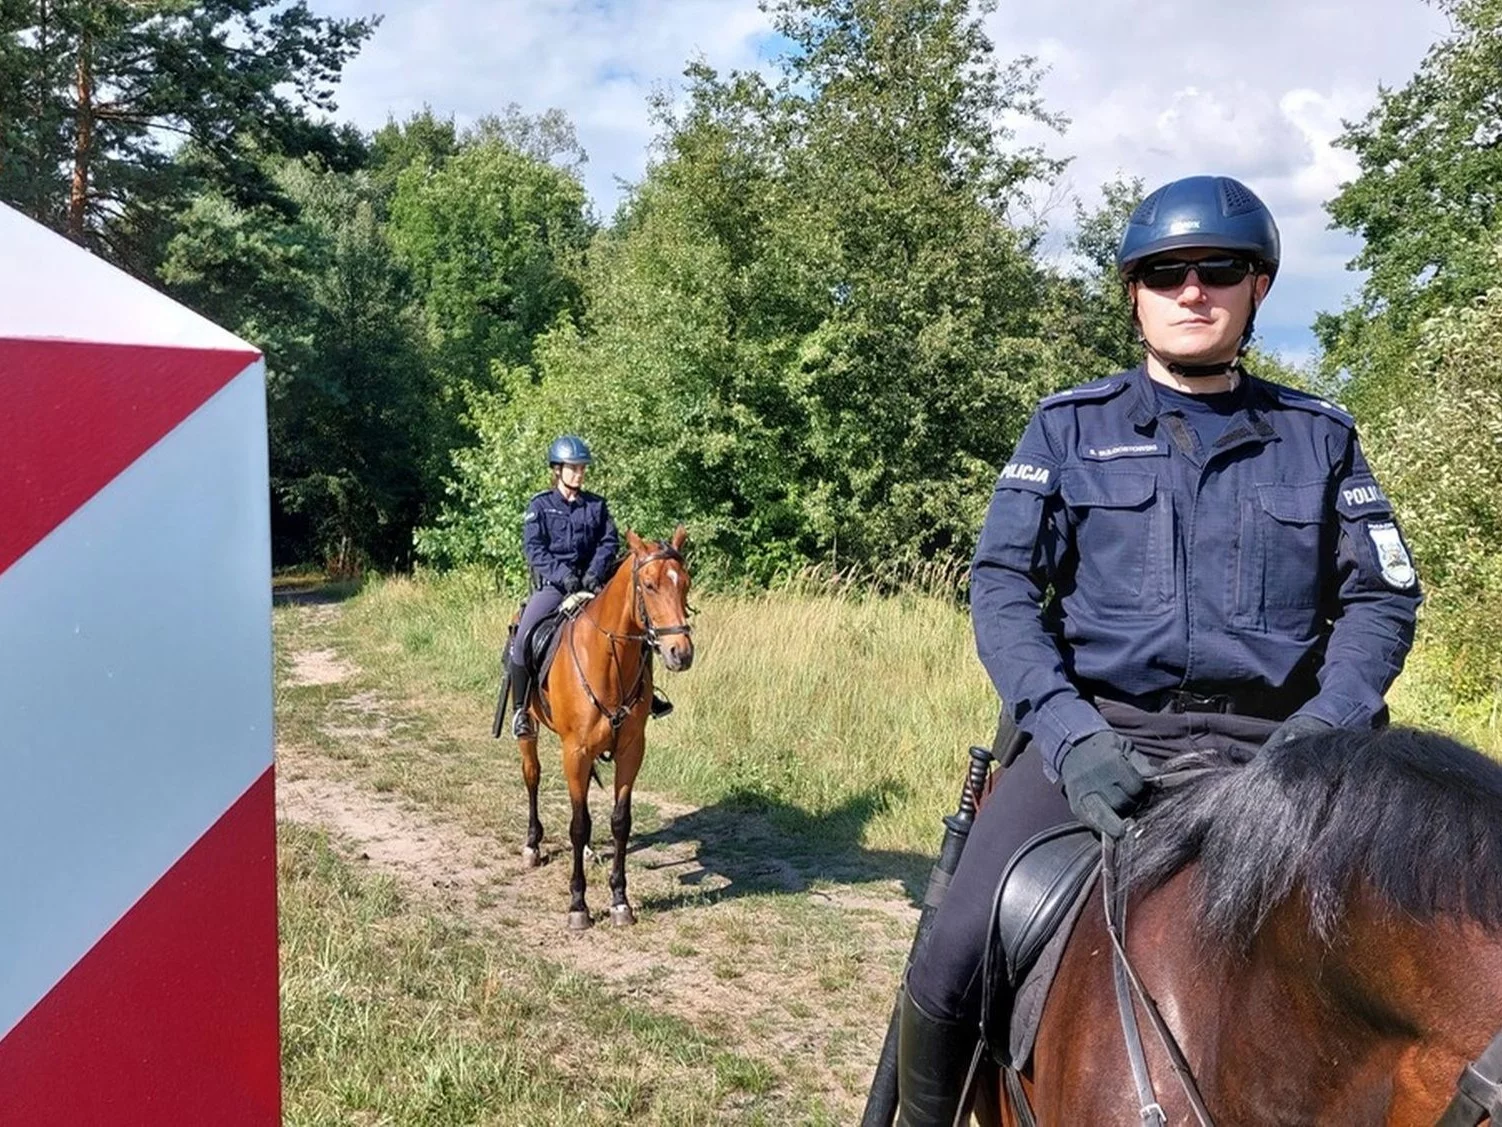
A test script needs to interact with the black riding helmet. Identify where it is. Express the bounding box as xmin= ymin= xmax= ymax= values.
xmin=1117 ymin=175 xmax=1280 ymax=375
